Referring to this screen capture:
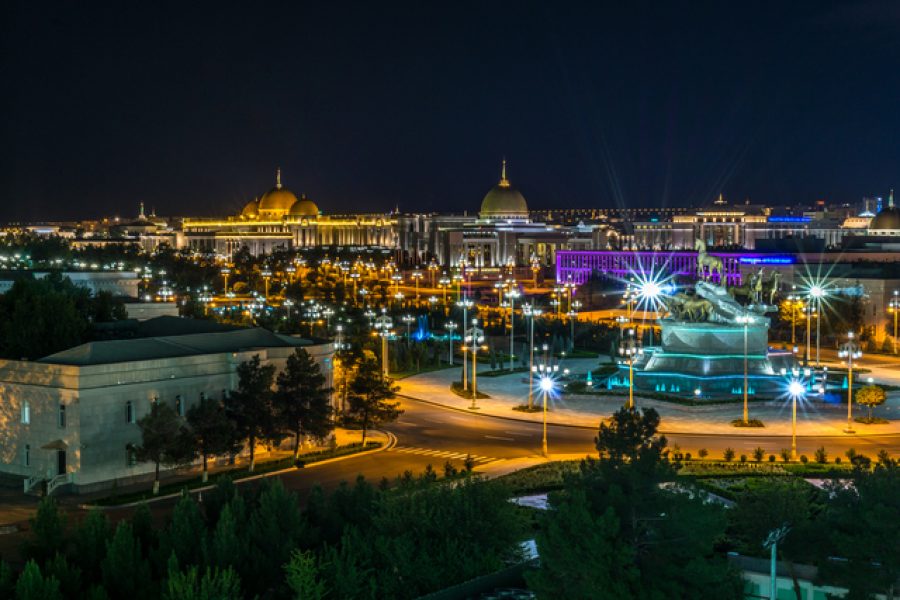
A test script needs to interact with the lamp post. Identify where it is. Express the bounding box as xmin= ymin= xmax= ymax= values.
xmin=619 ymin=328 xmax=641 ymax=410
xmin=538 ymin=375 xmax=555 ymax=457
xmin=524 ymin=304 xmax=543 ymax=410
xmin=401 ymin=314 xmax=415 ymax=347
xmin=763 ymin=525 xmax=790 ymax=600
xmin=888 ymin=290 xmax=899 ymax=354
xmin=283 ymin=298 xmax=294 ymax=321
xmin=457 ymin=297 xmax=473 ymax=388
xmin=810 ymin=285 xmax=826 ymax=366
xmin=374 ymin=310 xmax=393 ymax=379
xmin=736 ymin=315 xmax=753 ymax=424
xmin=786 ymin=371 xmax=808 ymax=461
xmin=465 ymin=319 xmax=485 ymax=409
xmin=411 ymin=270 xmax=423 ymax=306
xmin=507 ymin=287 xmax=520 ymax=371
xmin=839 ymin=331 xmax=862 ymax=434
xmin=438 ymin=276 xmax=450 ymax=308
xmin=221 ymin=267 xmax=231 ymax=294
xmin=261 ymin=268 xmax=272 ymax=299
xmin=446 ymin=321 xmax=457 ymax=365
xmin=569 ymin=300 xmax=582 ymax=351
xmin=804 ymin=302 xmax=816 ymax=366
xmin=428 ymin=261 xmax=438 ymax=288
